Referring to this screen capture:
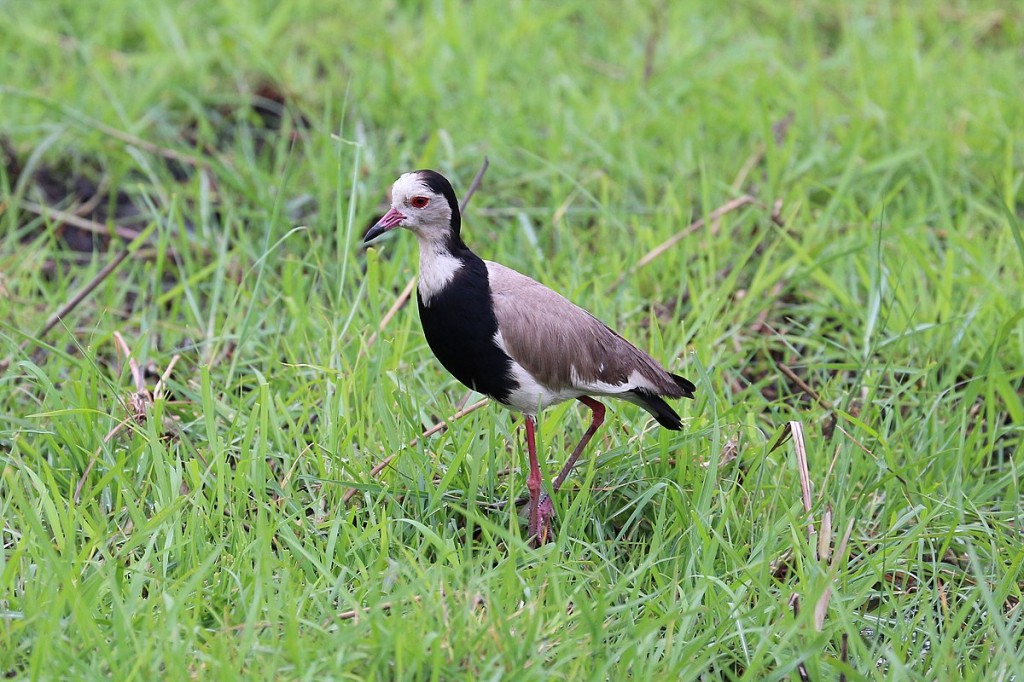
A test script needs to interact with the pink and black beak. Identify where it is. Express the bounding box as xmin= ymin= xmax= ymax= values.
xmin=364 ymin=207 xmax=406 ymax=243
